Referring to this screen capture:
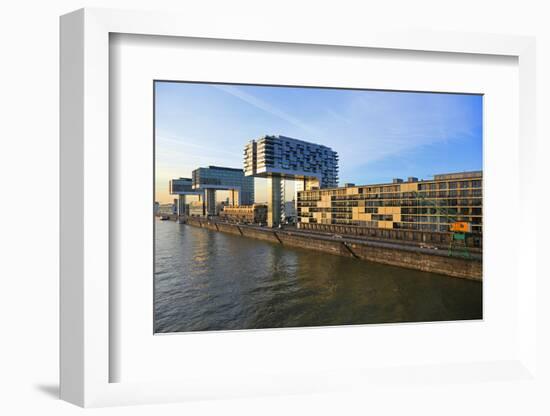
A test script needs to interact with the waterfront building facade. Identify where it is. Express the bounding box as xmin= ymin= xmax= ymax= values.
xmin=220 ymin=204 xmax=268 ymax=224
xmin=297 ymin=171 xmax=482 ymax=234
xmin=244 ymin=135 xmax=339 ymax=226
